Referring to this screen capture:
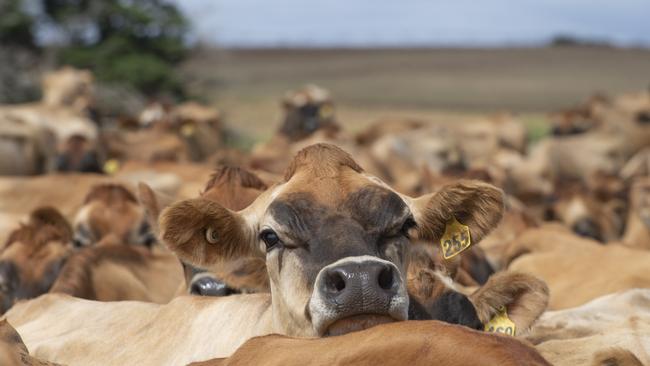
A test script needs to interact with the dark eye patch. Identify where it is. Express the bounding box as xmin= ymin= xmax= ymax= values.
xmin=343 ymin=186 xmax=411 ymax=235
